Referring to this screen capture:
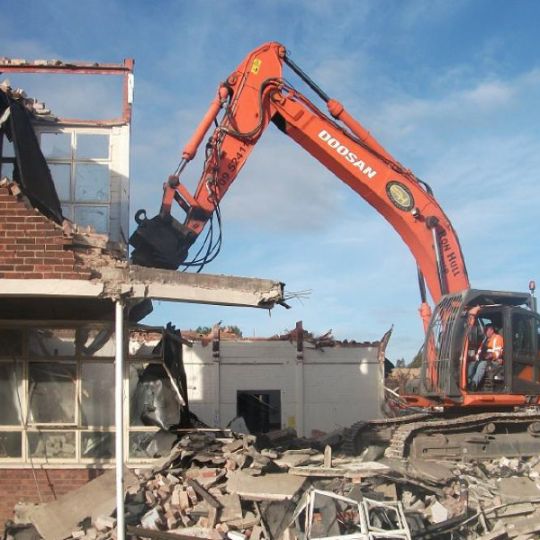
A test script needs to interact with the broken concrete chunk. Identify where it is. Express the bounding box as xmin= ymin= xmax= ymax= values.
xmin=28 ymin=468 xmax=137 ymax=540
xmin=497 ymin=477 xmax=540 ymax=502
xmin=274 ymin=452 xmax=312 ymax=469
xmin=216 ymin=494 xmax=242 ymax=523
xmin=409 ymin=458 xmax=454 ymax=484
xmin=94 ymin=515 xmax=117 ymax=532
xmin=140 ymin=507 xmax=164 ymax=531
xmin=226 ymin=471 xmax=305 ymax=501
xmin=427 ymin=500 xmax=449 ymax=523
xmin=227 ymin=532 xmax=246 ymax=540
